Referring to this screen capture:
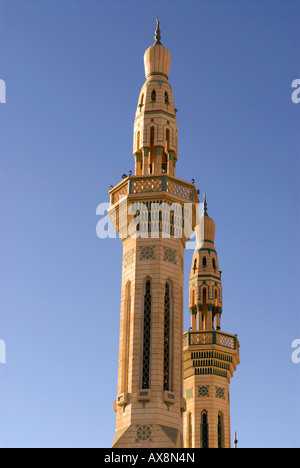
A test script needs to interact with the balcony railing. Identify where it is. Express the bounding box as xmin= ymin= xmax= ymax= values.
xmin=183 ymin=331 xmax=238 ymax=351
xmin=110 ymin=175 xmax=197 ymax=205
